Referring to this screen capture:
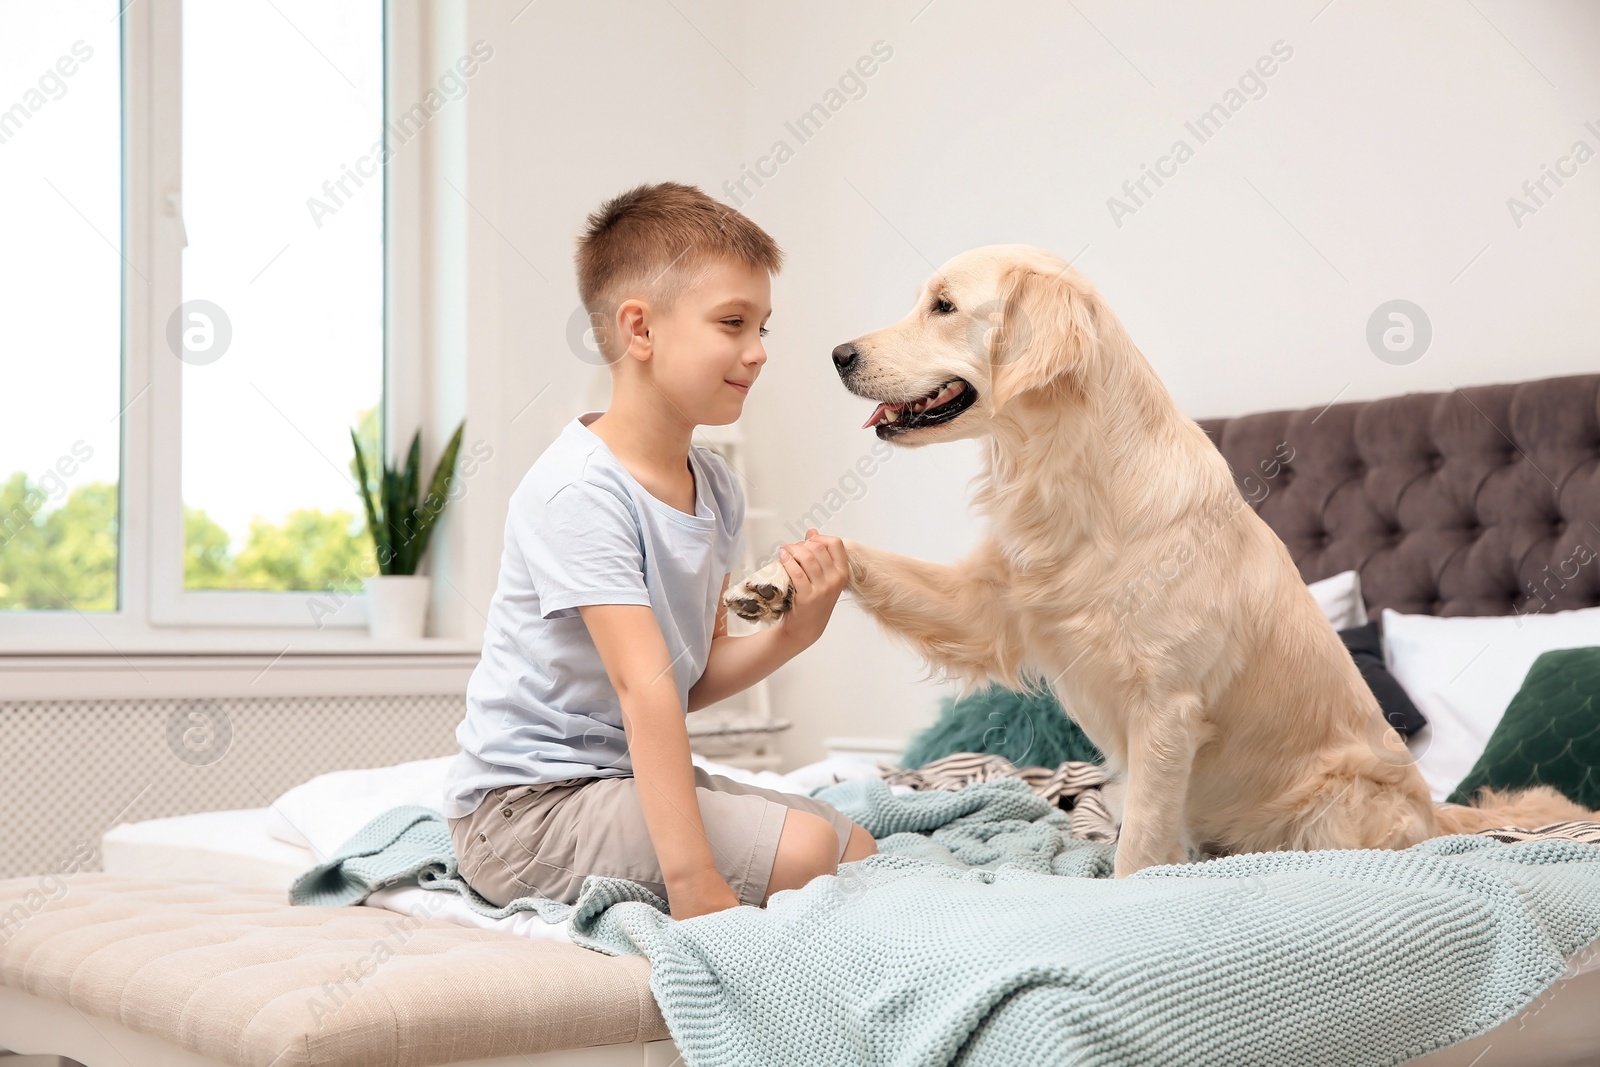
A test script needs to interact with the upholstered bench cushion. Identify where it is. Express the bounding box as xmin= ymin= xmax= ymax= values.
xmin=0 ymin=874 xmax=668 ymax=1066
